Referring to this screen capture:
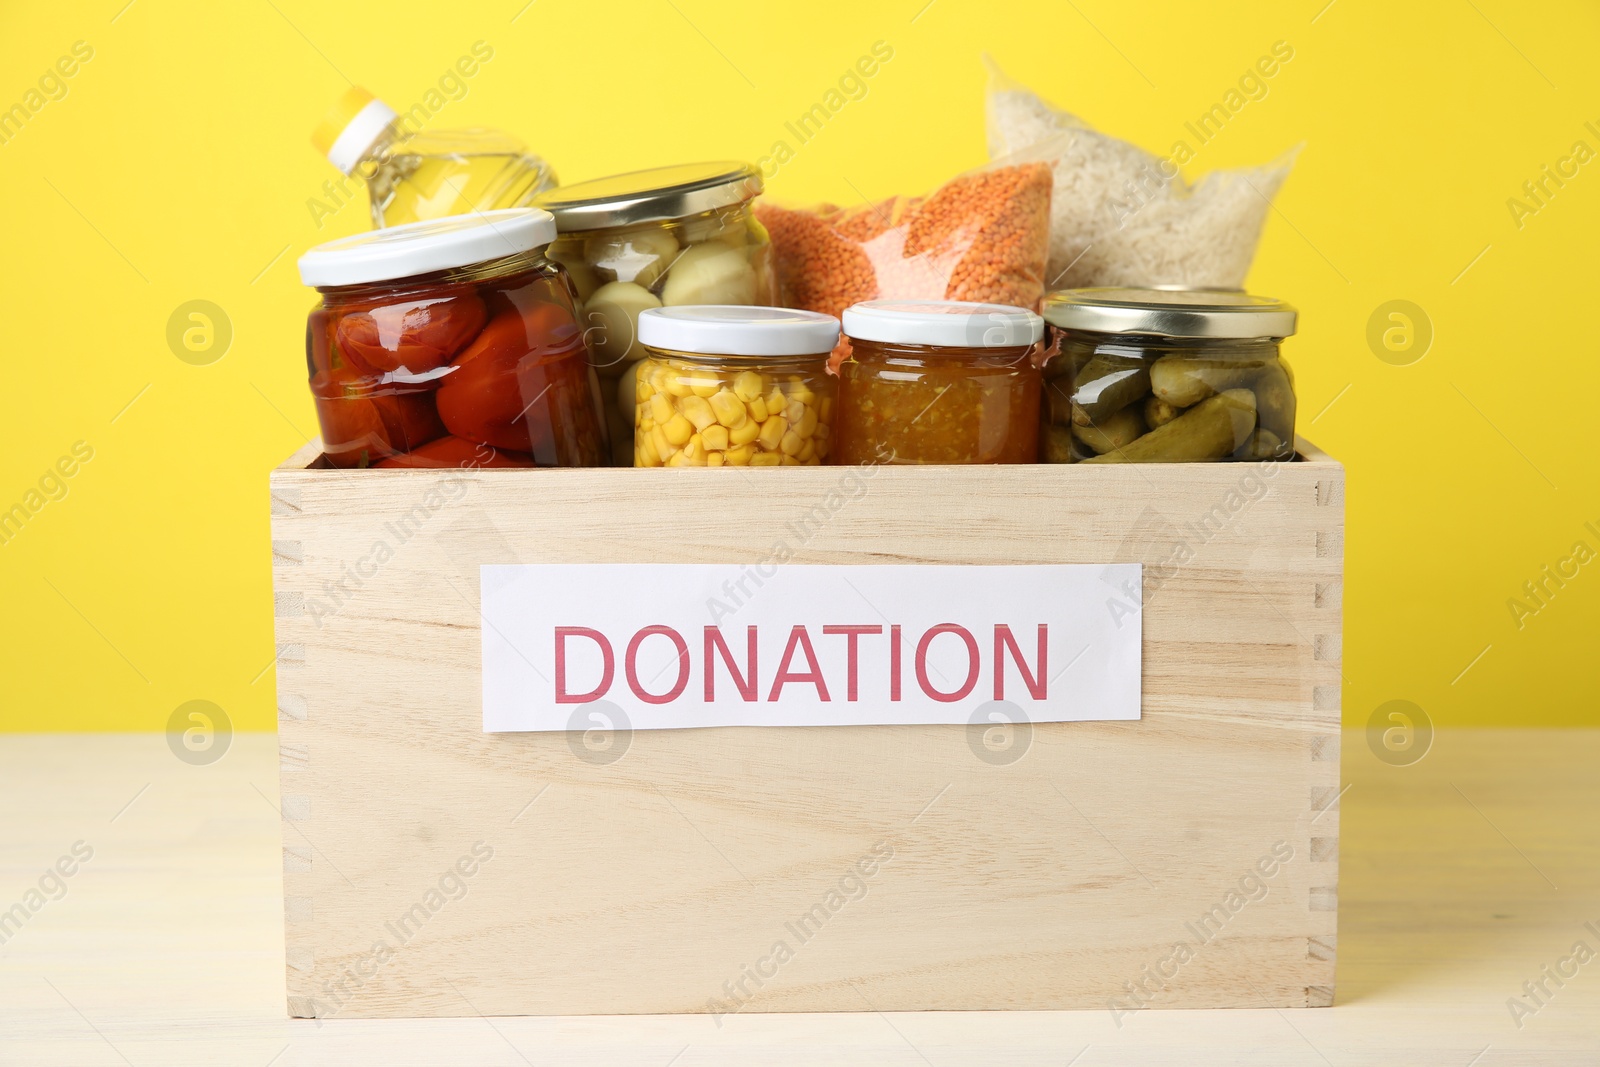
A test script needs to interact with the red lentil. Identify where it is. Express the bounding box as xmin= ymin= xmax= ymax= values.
xmin=756 ymin=163 xmax=1053 ymax=370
